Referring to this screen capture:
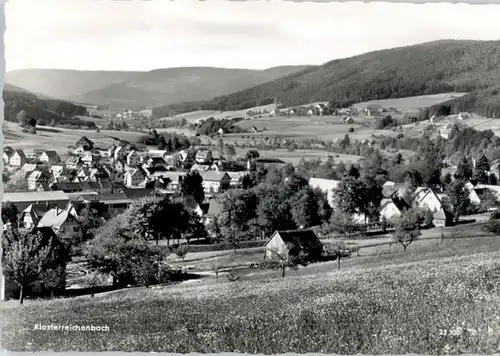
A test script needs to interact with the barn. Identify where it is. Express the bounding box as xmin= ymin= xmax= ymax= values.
xmin=264 ymin=230 xmax=323 ymax=262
